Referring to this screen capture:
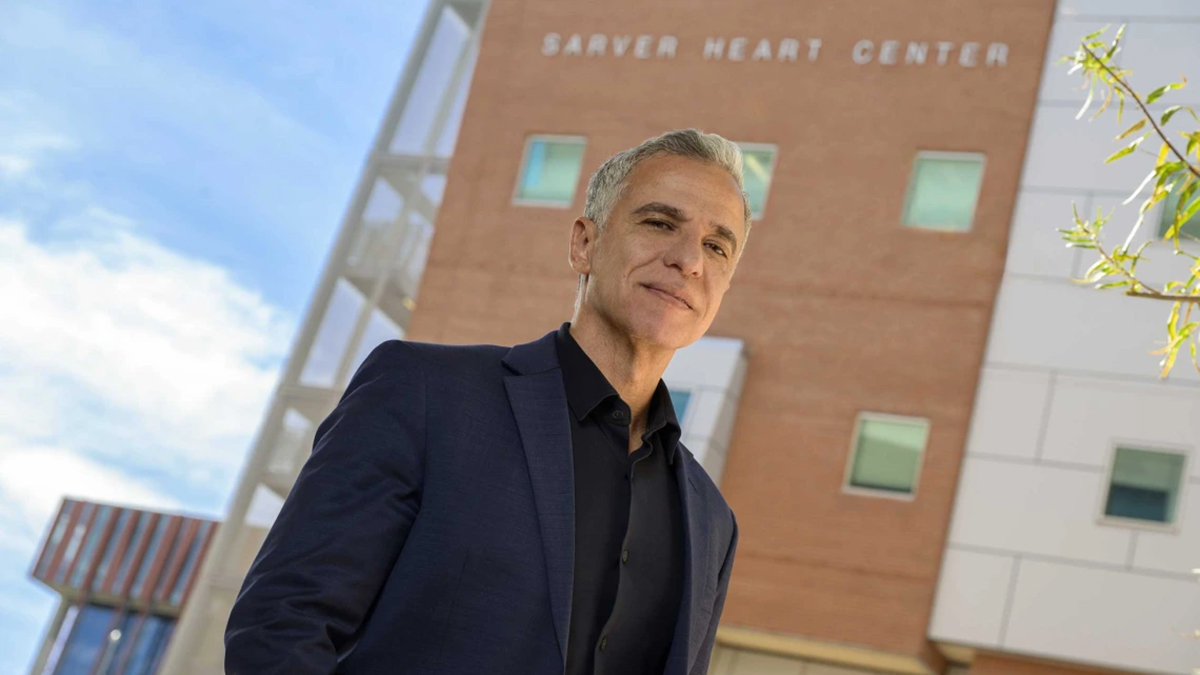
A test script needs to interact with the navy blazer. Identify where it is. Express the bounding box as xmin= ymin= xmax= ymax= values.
xmin=225 ymin=329 xmax=738 ymax=675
